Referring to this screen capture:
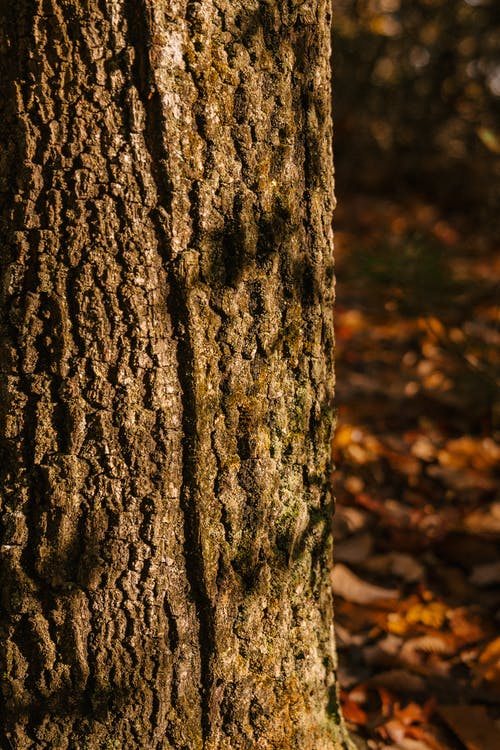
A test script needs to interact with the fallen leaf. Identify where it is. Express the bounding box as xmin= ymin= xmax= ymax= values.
xmin=355 ymin=494 xmax=413 ymax=527
xmin=377 ymin=686 xmax=395 ymax=717
xmin=386 ymin=612 xmax=410 ymax=636
xmin=479 ymin=637 xmax=500 ymax=666
xmin=383 ymin=448 xmax=421 ymax=476
xmin=336 ymin=532 xmax=374 ymax=564
xmin=341 ymin=691 xmax=368 ymax=726
xmin=336 ymin=598 xmax=387 ymax=633
xmin=447 ymin=608 xmax=487 ymax=645
xmin=381 ymin=717 xmax=407 ymax=744
xmin=345 ymin=475 xmax=366 ymax=494
xmin=427 ymin=465 xmax=497 ymax=492
xmin=395 ymin=701 xmax=429 ymax=725
xmin=463 ymin=506 xmax=500 ymax=535
xmin=469 ymin=561 xmax=500 ymax=587
xmin=333 ymin=506 xmax=370 ymax=537
xmin=364 ymin=553 xmax=424 ymax=583
xmin=364 ymin=634 xmax=404 ymax=667
xmin=369 ymin=669 xmax=426 ymax=693
xmin=400 ymin=634 xmax=455 ymax=667
xmin=410 ymin=436 xmax=436 ymax=461
xmin=440 ymin=436 xmax=478 ymax=460
xmin=335 ymin=622 xmax=369 ymax=648
xmin=405 ymin=602 xmax=447 ymax=629
xmin=332 ymin=563 xmax=399 ymax=605
xmin=472 ymin=637 xmax=500 ymax=687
